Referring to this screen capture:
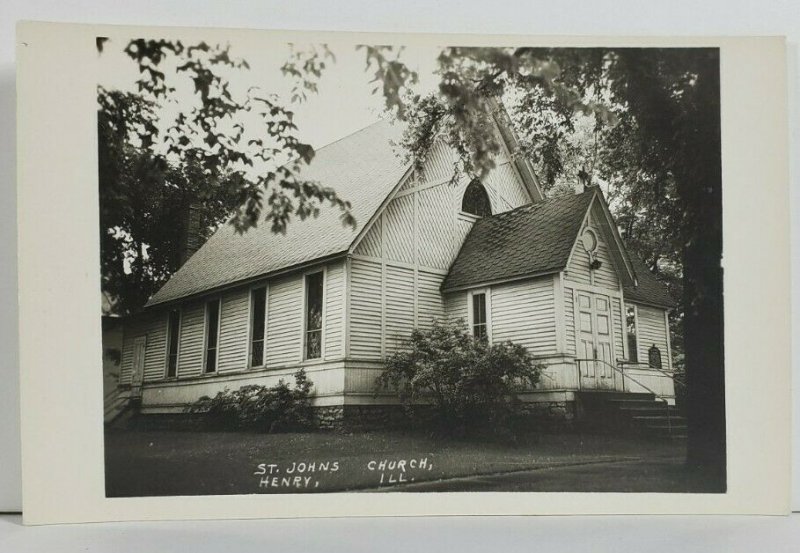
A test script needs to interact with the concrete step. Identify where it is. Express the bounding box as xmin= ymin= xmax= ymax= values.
xmin=631 ymin=415 xmax=687 ymax=423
